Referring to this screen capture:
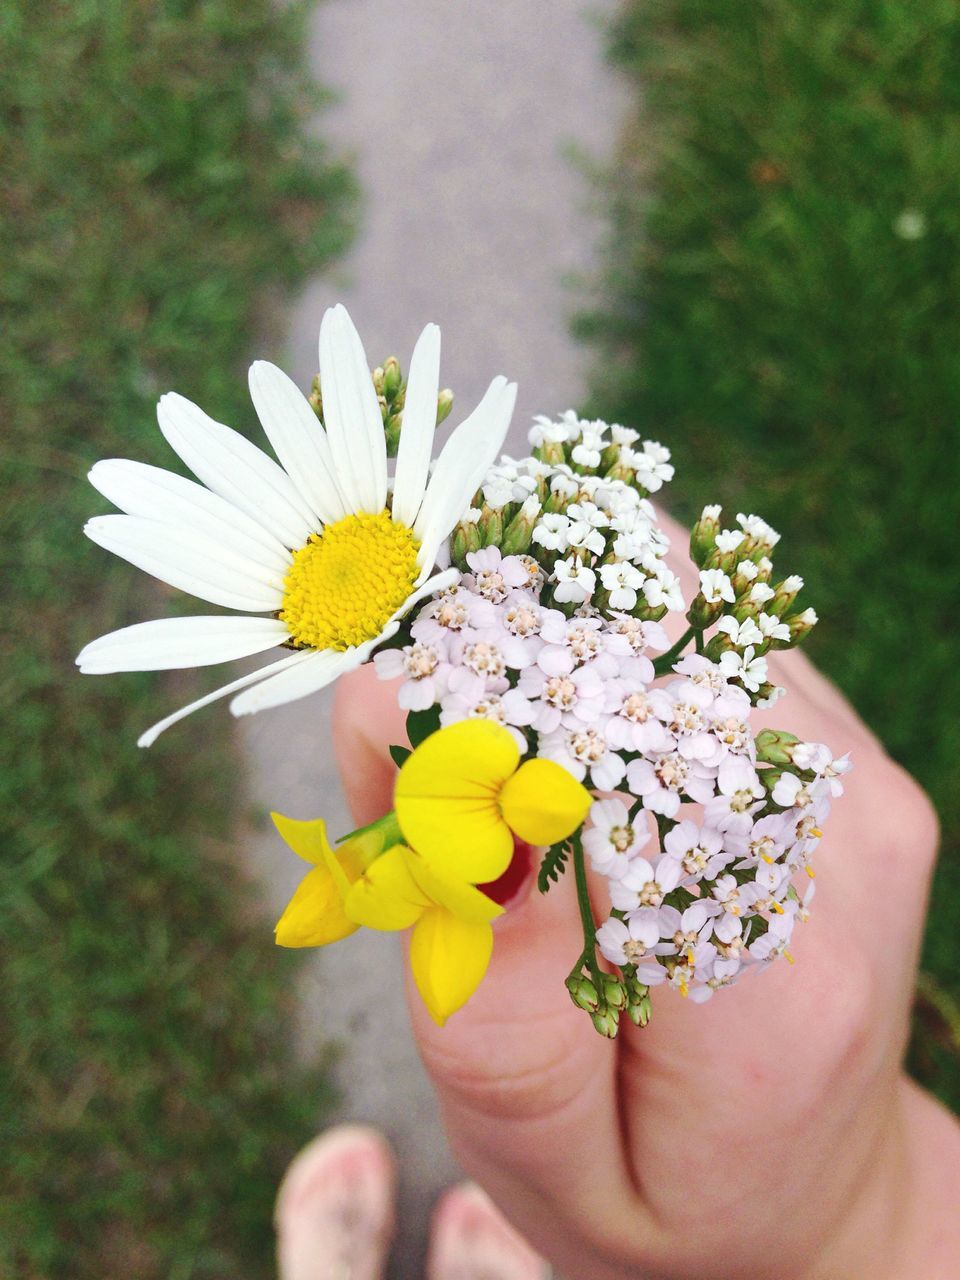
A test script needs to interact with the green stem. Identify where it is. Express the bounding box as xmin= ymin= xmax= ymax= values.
xmin=652 ymin=624 xmax=697 ymax=675
xmin=571 ymin=834 xmax=602 ymax=985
